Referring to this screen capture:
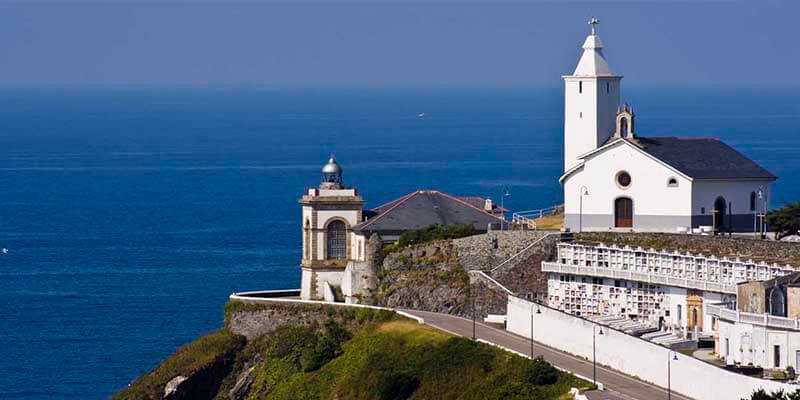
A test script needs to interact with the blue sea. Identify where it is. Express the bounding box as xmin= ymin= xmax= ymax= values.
xmin=0 ymin=86 xmax=798 ymax=399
